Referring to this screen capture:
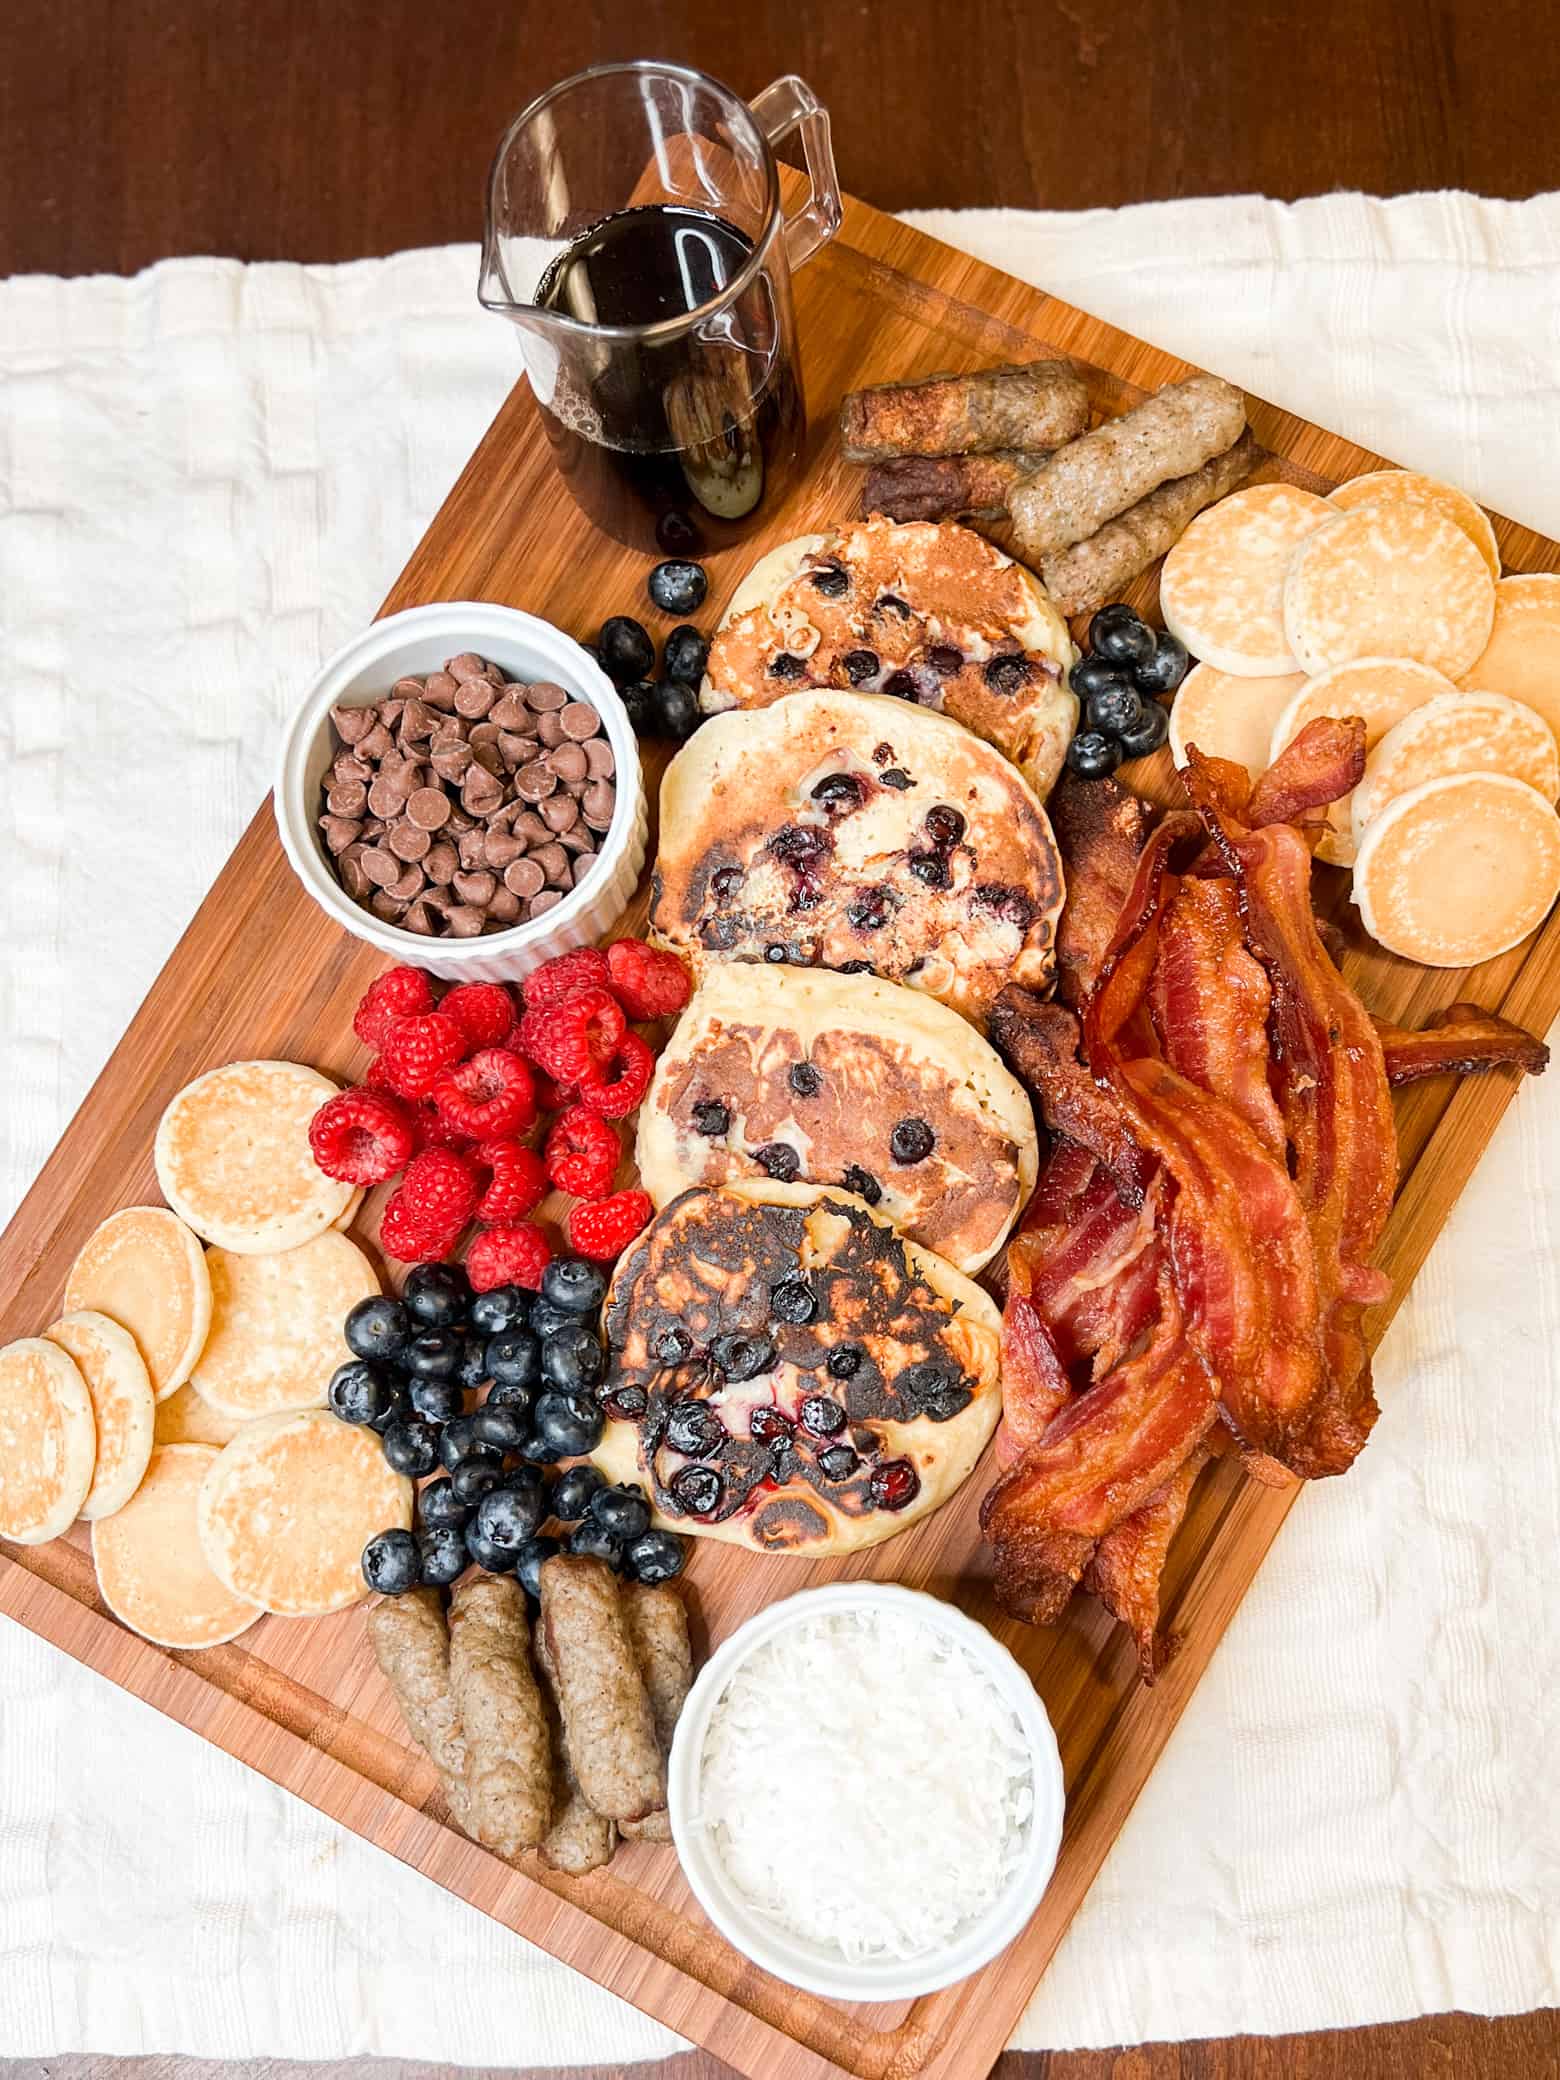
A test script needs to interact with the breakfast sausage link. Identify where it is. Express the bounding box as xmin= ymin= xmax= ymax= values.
xmin=858 ymin=449 xmax=1051 ymax=524
xmin=539 ymin=1555 xmax=666 ymax=1825
xmin=535 ymin=1625 xmax=618 ymax=1875
xmin=367 ymin=1587 xmax=478 ymax=1836
xmin=447 ymin=1574 xmax=552 ymax=1857
xmin=616 ymin=1580 xmax=693 ymax=1843
xmin=840 ymin=360 xmax=1090 ymax=462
